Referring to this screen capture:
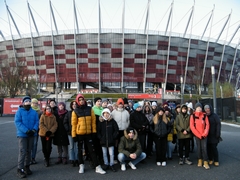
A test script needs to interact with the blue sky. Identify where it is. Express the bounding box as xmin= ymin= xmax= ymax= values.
xmin=0 ymin=0 xmax=240 ymax=45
